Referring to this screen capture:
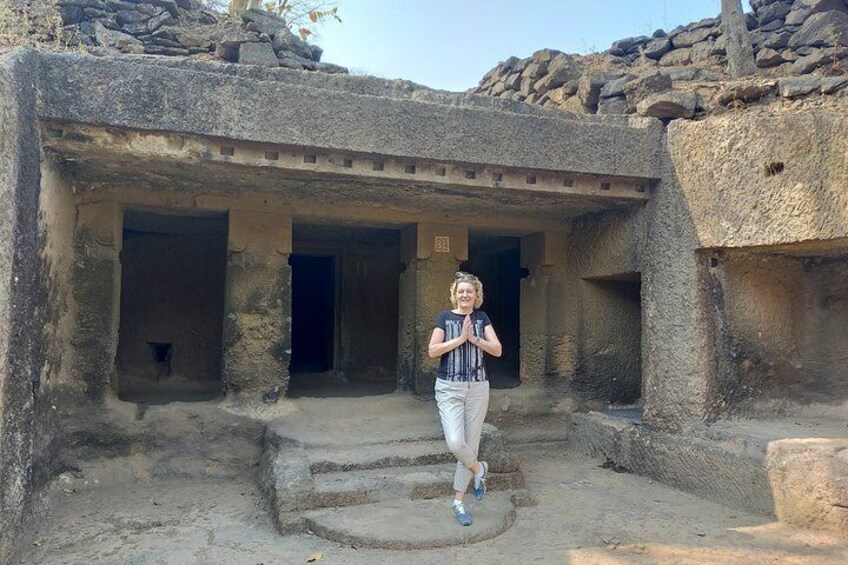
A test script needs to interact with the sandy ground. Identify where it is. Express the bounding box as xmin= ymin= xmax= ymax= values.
xmin=17 ymin=440 xmax=848 ymax=565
